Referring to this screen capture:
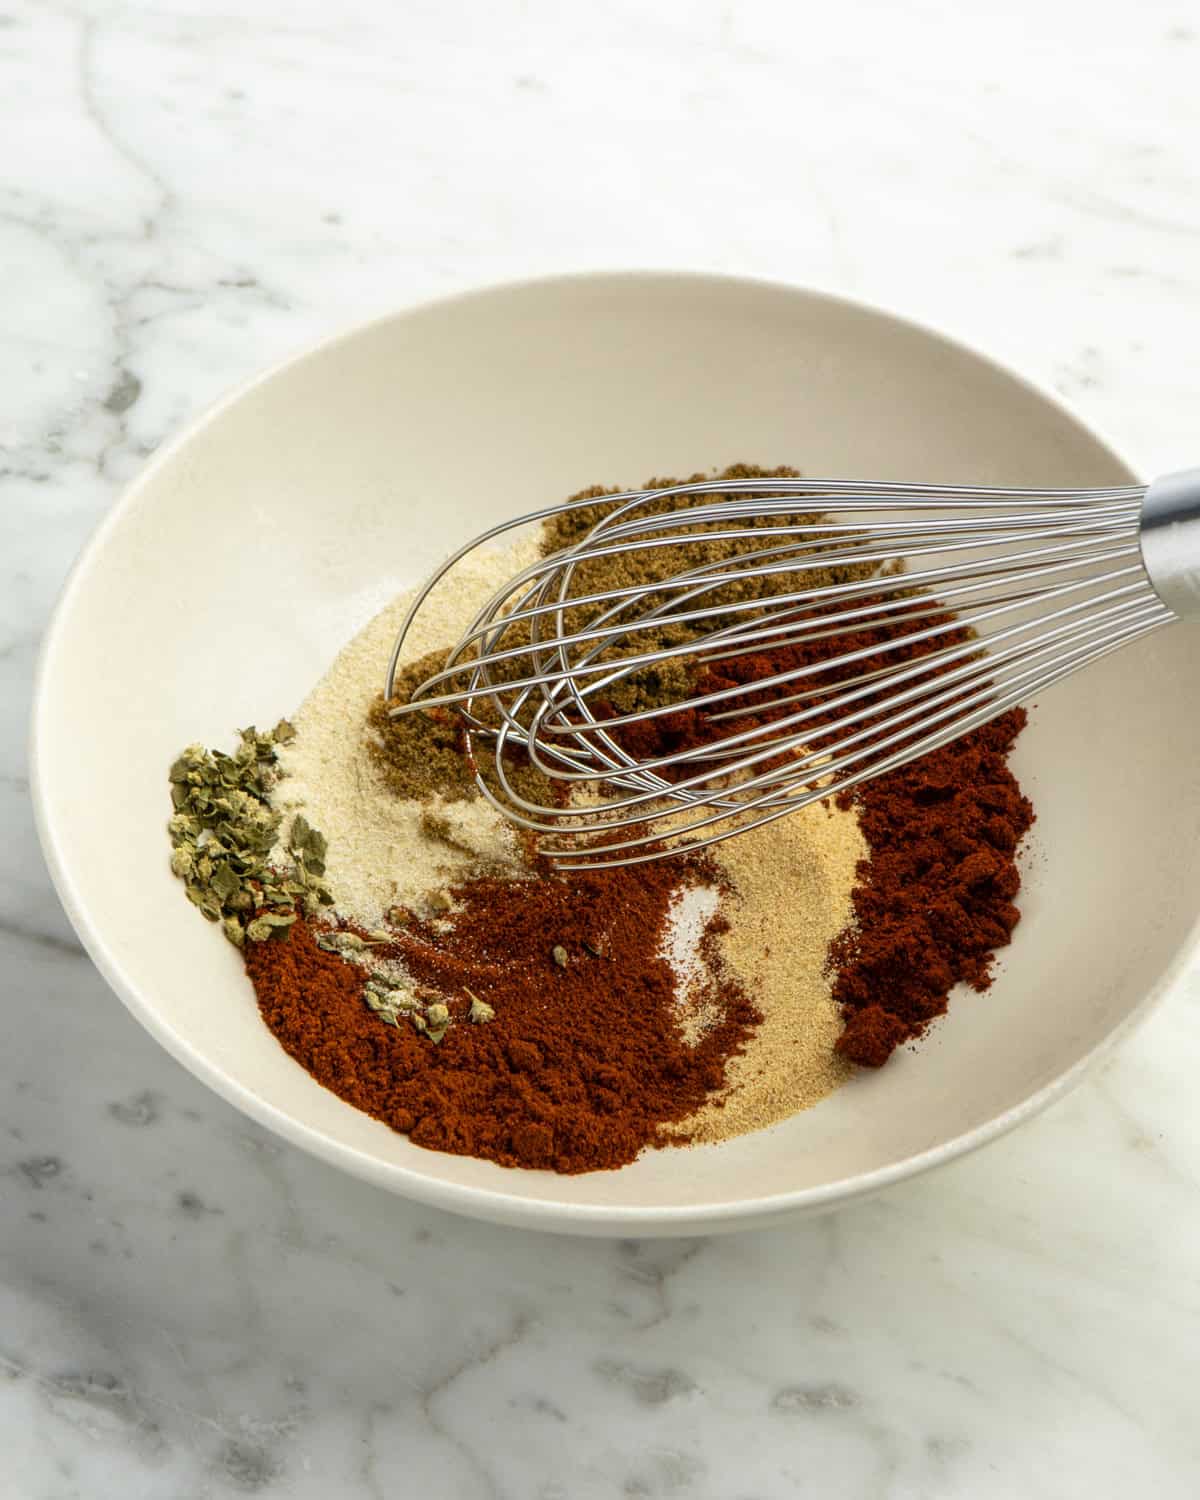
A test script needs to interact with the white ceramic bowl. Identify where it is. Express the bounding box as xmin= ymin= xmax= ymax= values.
xmin=32 ymin=272 xmax=1200 ymax=1236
